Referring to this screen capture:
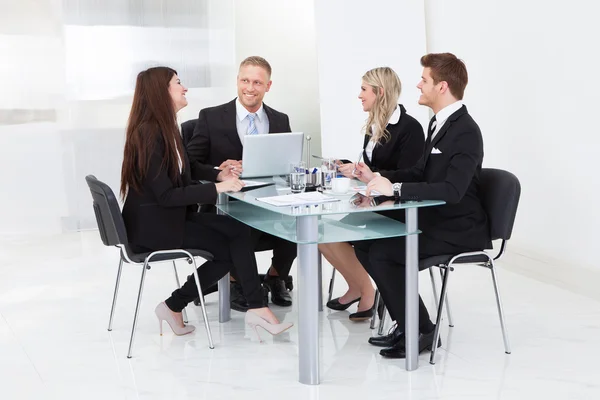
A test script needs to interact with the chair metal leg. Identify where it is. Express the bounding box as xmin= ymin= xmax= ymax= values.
xmin=429 ymin=268 xmax=440 ymax=311
xmin=377 ymin=305 xmax=387 ymax=335
xmin=172 ymin=261 xmax=188 ymax=323
xmin=489 ymin=259 xmax=511 ymax=354
xmin=327 ymin=267 xmax=336 ymax=302
xmin=430 ymin=266 xmax=451 ymax=365
xmin=439 ymin=269 xmax=455 ymax=327
xmin=370 ymin=289 xmax=380 ymax=329
xmin=127 ymin=261 xmax=150 ymax=358
xmin=190 ymin=258 xmax=214 ymax=349
xmin=318 ymin=252 xmax=323 ymax=312
xmin=108 ymin=257 xmax=124 ymax=331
